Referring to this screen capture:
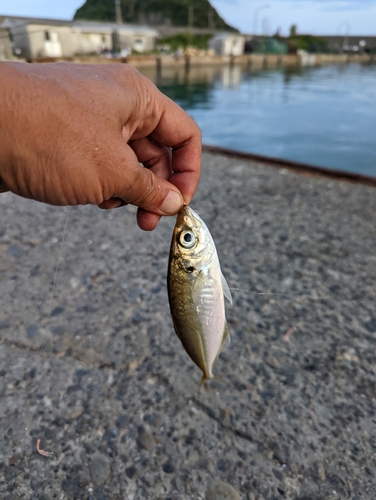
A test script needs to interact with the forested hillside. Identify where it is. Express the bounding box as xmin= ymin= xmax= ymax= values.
xmin=74 ymin=0 xmax=235 ymax=31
